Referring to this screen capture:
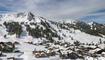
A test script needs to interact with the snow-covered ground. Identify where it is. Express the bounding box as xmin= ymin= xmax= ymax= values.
xmin=0 ymin=12 xmax=105 ymax=60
